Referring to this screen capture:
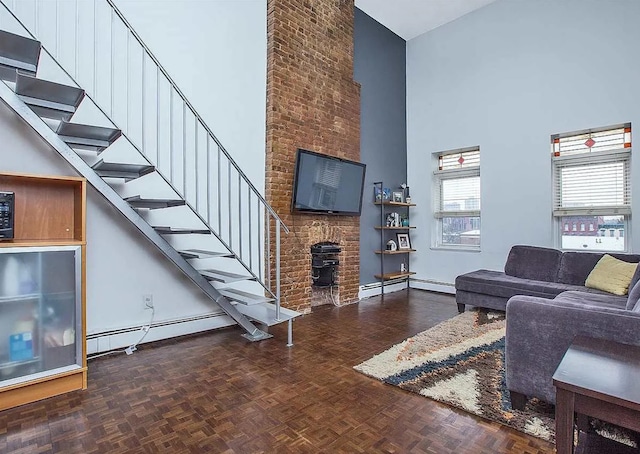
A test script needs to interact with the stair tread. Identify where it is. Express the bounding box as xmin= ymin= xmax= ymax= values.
xmin=125 ymin=195 xmax=185 ymax=209
xmin=235 ymin=303 xmax=301 ymax=326
xmin=92 ymin=160 xmax=155 ymax=180
xmin=178 ymin=249 xmax=234 ymax=259
xmin=219 ymin=288 xmax=274 ymax=305
xmin=0 ymin=30 xmax=40 ymax=82
xmin=153 ymin=226 xmax=211 ymax=235
xmin=16 ymin=73 xmax=84 ymax=121
xmin=56 ymin=121 xmax=121 ymax=152
xmin=200 ymin=269 xmax=255 ymax=283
